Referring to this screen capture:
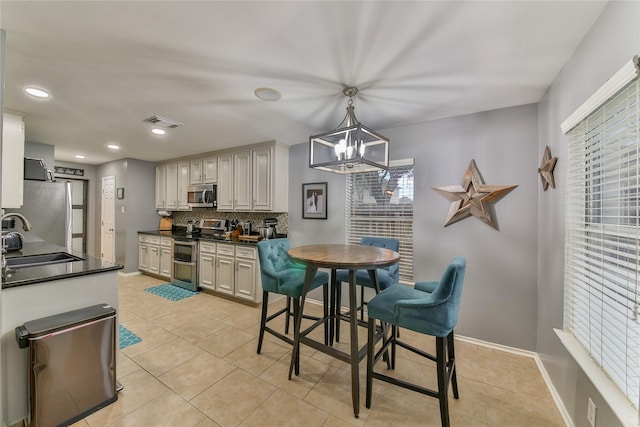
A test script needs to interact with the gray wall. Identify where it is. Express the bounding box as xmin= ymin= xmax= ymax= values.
xmin=289 ymin=103 xmax=540 ymax=350
xmin=96 ymin=158 xmax=157 ymax=273
xmin=536 ymin=2 xmax=640 ymax=427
